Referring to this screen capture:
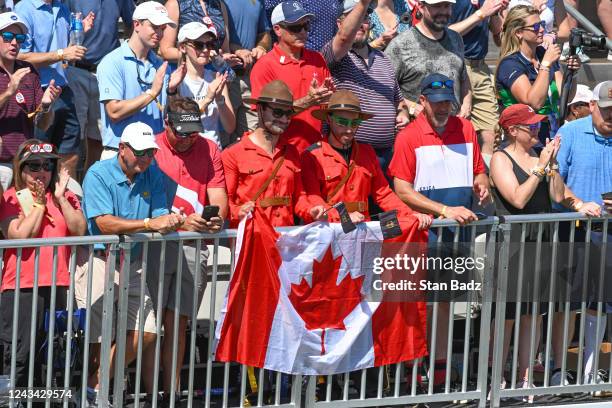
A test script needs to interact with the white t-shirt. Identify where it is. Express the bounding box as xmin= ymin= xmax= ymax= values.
xmin=178 ymin=70 xmax=222 ymax=148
